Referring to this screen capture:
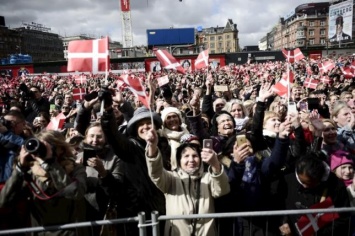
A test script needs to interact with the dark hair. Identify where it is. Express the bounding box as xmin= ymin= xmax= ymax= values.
xmin=296 ymin=152 xmax=327 ymax=182
xmin=176 ymin=143 xmax=201 ymax=167
xmin=210 ymin=111 xmax=236 ymax=136
xmin=4 ymin=110 xmax=25 ymax=121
